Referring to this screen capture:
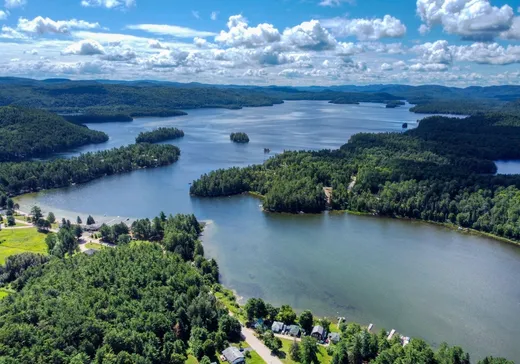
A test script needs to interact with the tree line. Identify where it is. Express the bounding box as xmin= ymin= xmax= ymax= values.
xmin=191 ymin=113 xmax=520 ymax=241
xmin=0 ymin=106 xmax=108 ymax=162
xmin=0 ymin=143 xmax=180 ymax=196
xmin=136 ymin=128 xmax=185 ymax=144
